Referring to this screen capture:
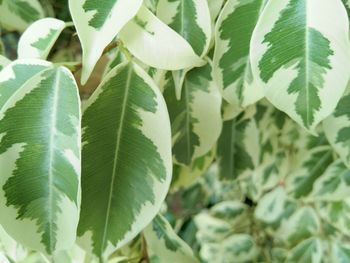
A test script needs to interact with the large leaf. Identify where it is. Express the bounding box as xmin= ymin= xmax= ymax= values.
xmin=69 ymin=0 xmax=143 ymax=84
xmin=77 ymin=61 xmax=172 ymax=259
xmin=213 ymin=0 xmax=265 ymax=113
xmin=18 ymin=18 xmax=67 ymax=60
xmin=0 ymin=60 xmax=81 ymax=254
xmin=250 ymin=0 xmax=350 ymax=132
xmin=144 ymin=215 xmax=199 ymax=263
xmin=0 ymin=0 xmax=44 ymax=31
xmin=119 ymin=5 xmax=203 ymax=71
xmin=163 ymin=61 xmax=222 ymax=166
